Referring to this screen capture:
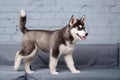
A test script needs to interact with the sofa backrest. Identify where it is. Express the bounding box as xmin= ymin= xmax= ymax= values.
xmin=32 ymin=44 xmax=119 ymax=68
xmin=0 ymin=44 xmax=119 ymax=68
xmin=0 ymin=44 xmax=20 ymax=65
xmin=117 ymin=43 xmax=120 ymax=67
xmin=73 ymin=44 xmax=118 ymax=68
